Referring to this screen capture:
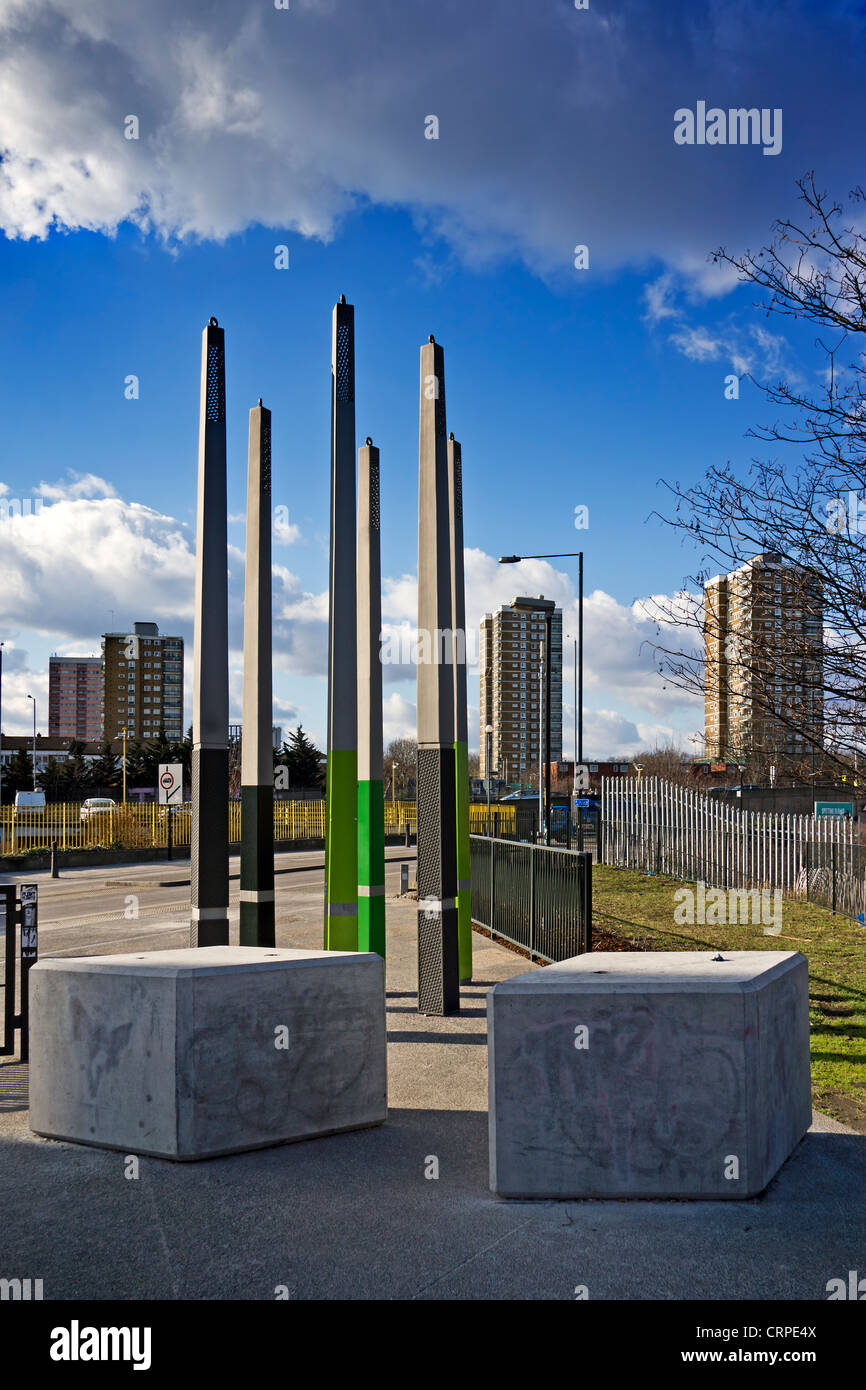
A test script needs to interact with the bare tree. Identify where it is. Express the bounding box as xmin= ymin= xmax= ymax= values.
xmin=384 ymin=737 xmax=417 ymax=799
xmin=647 ymin=174 xmax=866 ymax=779
xmin=631 ymin=747 xmax=695 ymax=786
